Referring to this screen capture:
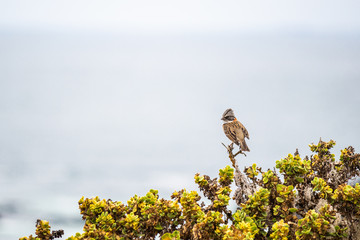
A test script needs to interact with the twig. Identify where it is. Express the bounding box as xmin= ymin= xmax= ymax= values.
xmin=234 ymin=150 xmax=246 ymax=157
xmin=221 ymin=142 xmax=246 ymax=169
